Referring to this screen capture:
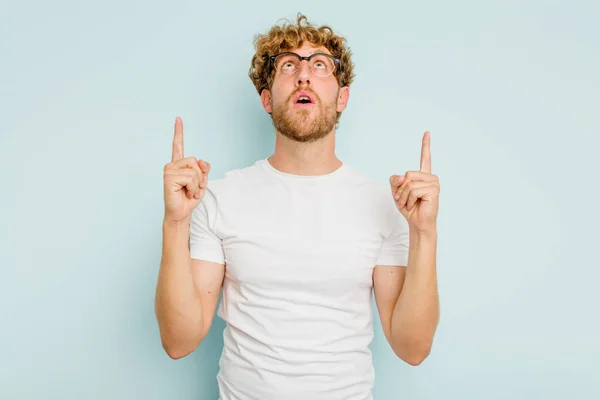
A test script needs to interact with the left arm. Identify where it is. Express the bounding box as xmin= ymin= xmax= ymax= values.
xmin=374 ymin=130 xmax=440 ymax=366
xmin=374 ymin=229 xmax=439 ymax=366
